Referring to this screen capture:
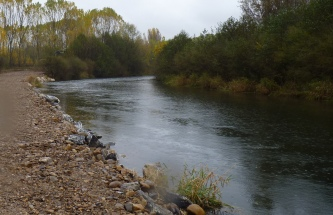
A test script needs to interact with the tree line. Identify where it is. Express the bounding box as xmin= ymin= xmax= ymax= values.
xmin=154 ymin=0 xmax=333 ymax=100
xmin=0 ymin=0 xmax=162 ymax=80
xmin=1 ymin=0 xmax=332 ymax=99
